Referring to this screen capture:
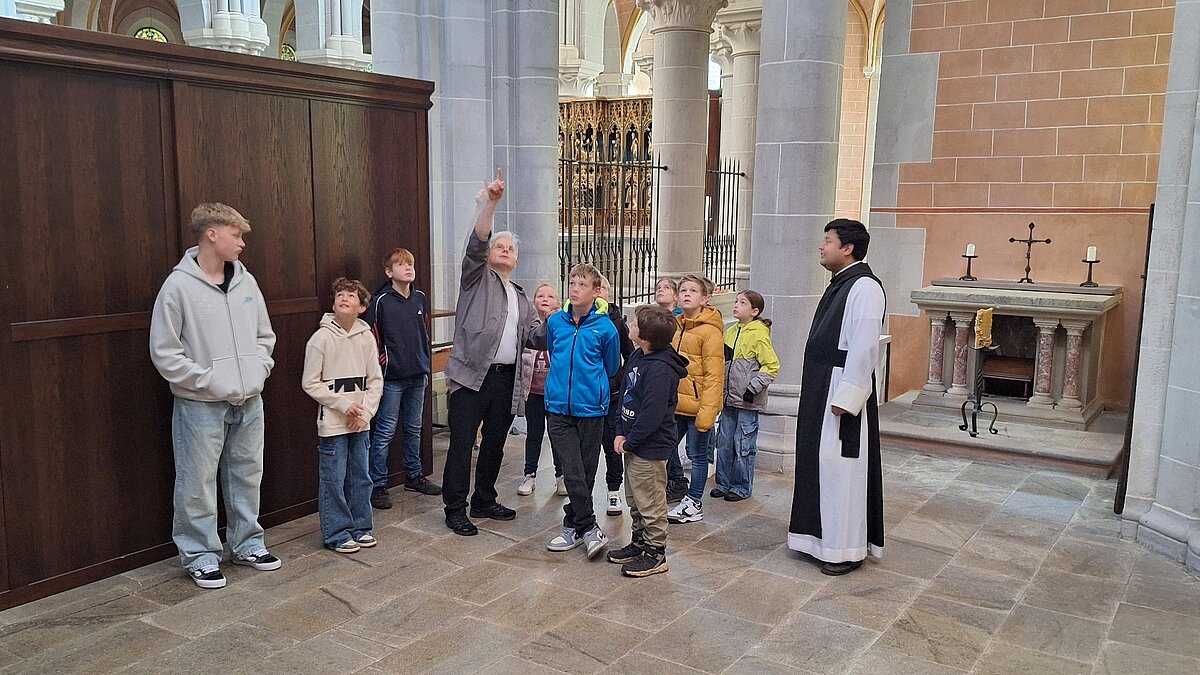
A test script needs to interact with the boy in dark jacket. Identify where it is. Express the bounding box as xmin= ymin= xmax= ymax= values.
xmin=544 ymin=263 xmax=622 ymax=558
xmin=608 ymin=305 xmax=688 ymax=577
